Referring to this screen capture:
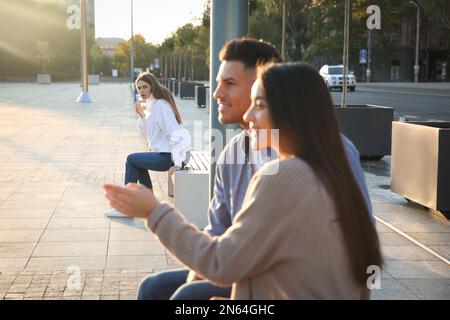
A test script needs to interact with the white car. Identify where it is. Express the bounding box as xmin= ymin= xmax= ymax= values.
xmin=319 ymin=65 xmax=356 ymax=91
